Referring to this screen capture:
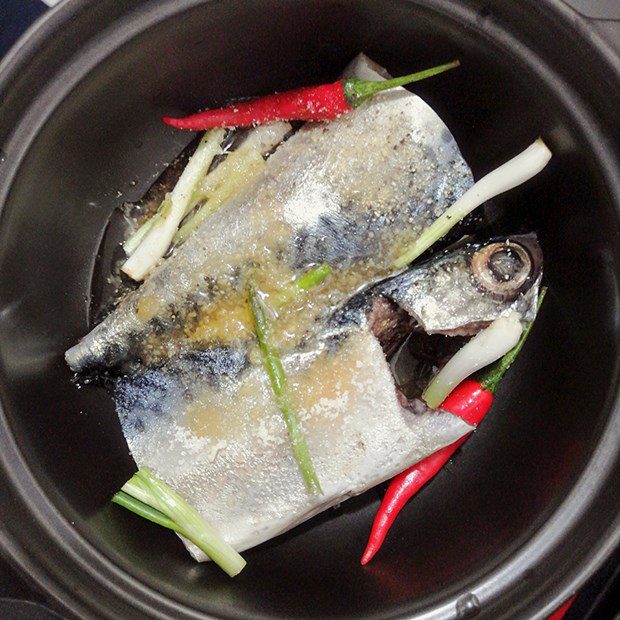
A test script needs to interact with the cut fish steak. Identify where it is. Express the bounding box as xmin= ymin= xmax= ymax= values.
xmin=67 ymin=55 xmax=546 ymax=562
xmin=114 ymin=233 xmax=542 ymax=559
xmin=116 ymin=324 xmax=473 ymax=558
xmin=66 ymin=54 xmax=473 ymax=371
